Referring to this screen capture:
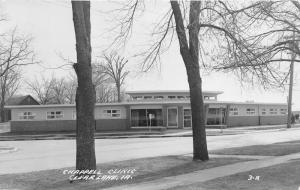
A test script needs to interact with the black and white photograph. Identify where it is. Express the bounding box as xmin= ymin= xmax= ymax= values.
xmin=0 ymin=0 xmax=300 ymax=189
